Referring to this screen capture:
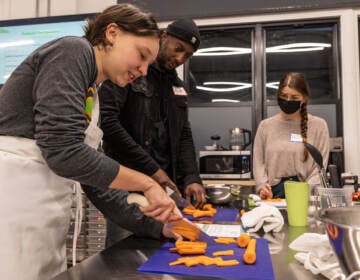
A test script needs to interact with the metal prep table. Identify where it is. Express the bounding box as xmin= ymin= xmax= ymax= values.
xmin=53 ymin=215 xmax=328 ymax=280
